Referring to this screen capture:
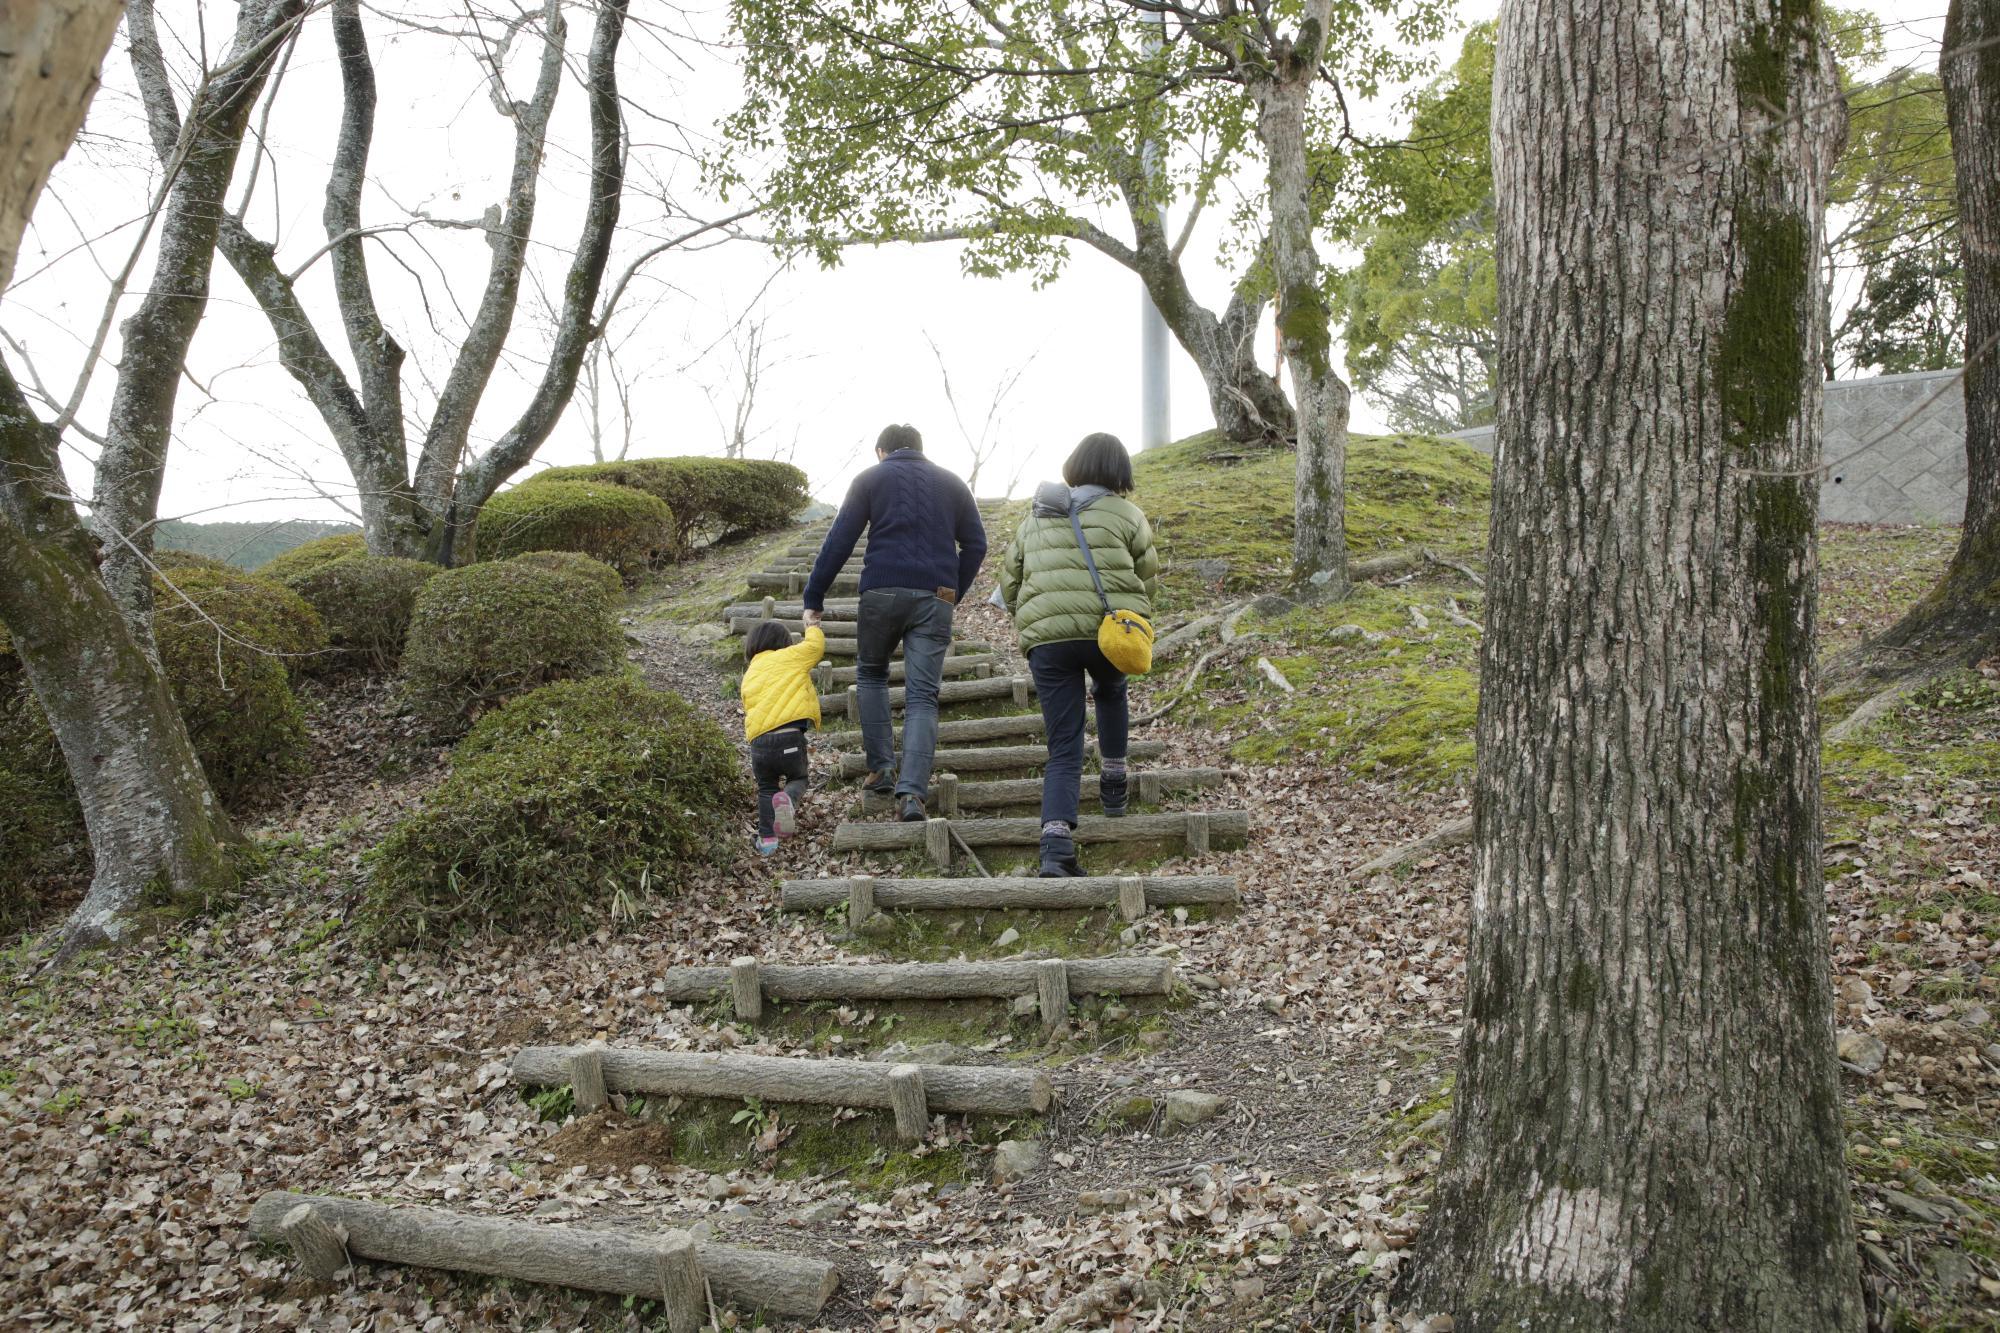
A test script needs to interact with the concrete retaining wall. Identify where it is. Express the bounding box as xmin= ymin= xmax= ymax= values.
xmin=1444 ymin=367 xmax=1966 ymax=525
